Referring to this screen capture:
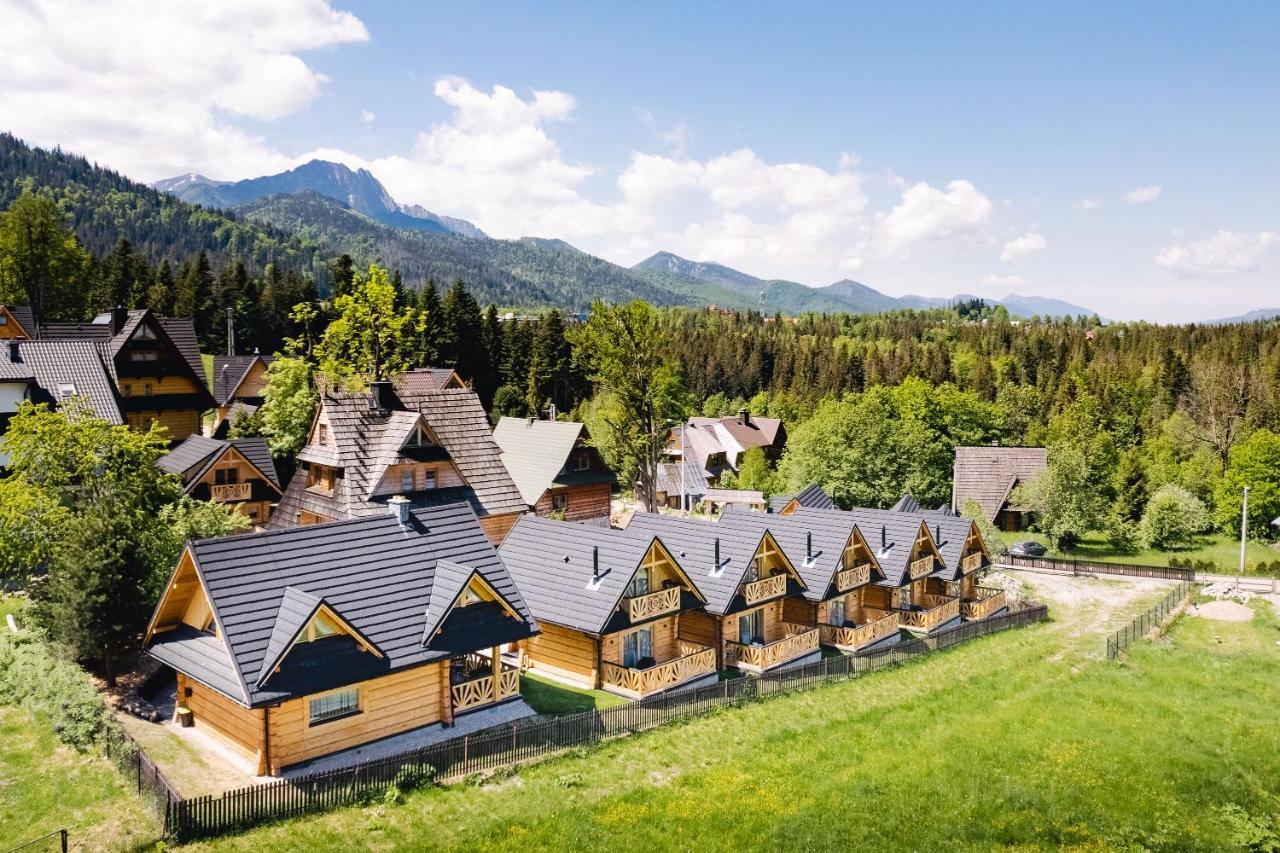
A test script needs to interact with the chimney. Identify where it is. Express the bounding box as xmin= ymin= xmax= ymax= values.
xmin=714 ymin=537 xmax=721 ymax=571
xmin=739 ymin=409 xmax=751 ymax=426
xmin=387 ymin=495 xmax=411 ymax=528
xmin=7 ymin=341 xmax=19 ymax=364
xmin=369 ymin=380 xmax=396 ymax=411
xmin=935 ymin=524 xmax=943 ymax=546
xmin=881 ymin=525 xmax=887 ymax=550
xmin=806 ymin=531 xmax=812 ymax=561
xmin=111 ymin=305 xmax=128 ymax=335
xmin=592 ymin=546 xmax=600 ymax=582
